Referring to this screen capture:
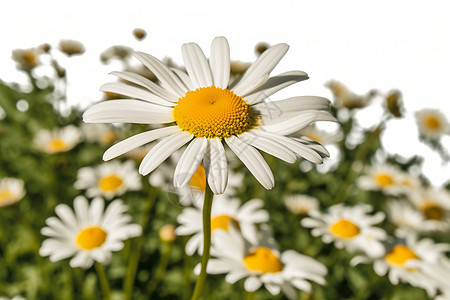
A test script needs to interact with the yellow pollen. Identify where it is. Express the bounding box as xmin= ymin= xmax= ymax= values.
xmin=0 ymin=190 xmax=13 ymax=203
xmin=211 ymin=215 xmax=240 ymax=233
xmin=243 ymin=247 xmax=283 ymax=273
xmin=23 ymin=51 xmax=37 ymax=64
xmin=188 ymin=164 xmax=206 ymax=191
xmin=424 ymin=116 xmax=441 ymax=130
xmin=422 ymin=201 xmax=444 ymax=220
xmin=172 ymin=86 xmax=259 ymax=139
xmin=98 ymin=174 xmax=123 ymax=192
xmin=329 ymin=219 xmax=360 ymax=239
xmin=75 ymin=226 xmax=107 ymax=250
xmin=374 ymin=173 xmax=394 ymax=187
xmin=385 ymin=244 xmax=419 ymax=268
xmin=48 ymin=138 xmax=68 ymax=152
